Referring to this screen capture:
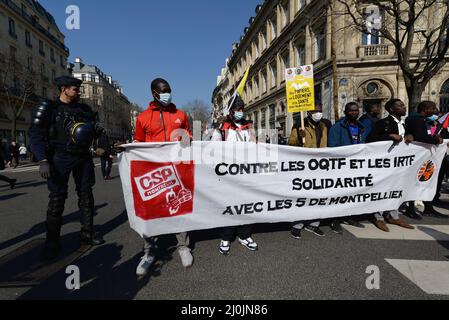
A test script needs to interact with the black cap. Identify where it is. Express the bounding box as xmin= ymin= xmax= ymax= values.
xmin=55 ymin=76 xmax=82 ymax=87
